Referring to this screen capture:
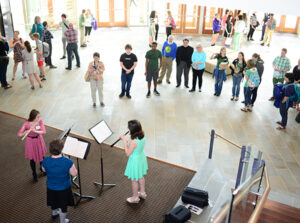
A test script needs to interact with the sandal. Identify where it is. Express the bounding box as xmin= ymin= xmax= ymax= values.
xmin=39 ymin=85 xmax=43 ymax=88
xmin=138 ymin=192 xmax=147 ymax=199
xmin=247 ymin=108 xmax=252 ymax=112
xmin=276 ymin=126 xmax=285 ymax=130
xmin=126 ymin=196 xmax=140 ymax=204
xmin=31 ymin=86 xmax=35 ymax=90
xmin=11 ymin=77 xmax=15 ymax=81
xmin=241 ymin=108 xmax=248 ymax=112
